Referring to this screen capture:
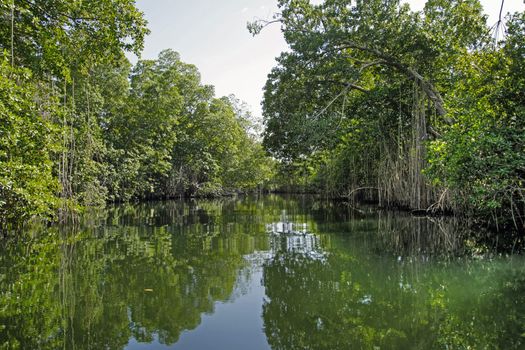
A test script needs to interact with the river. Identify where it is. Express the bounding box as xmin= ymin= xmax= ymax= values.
xmin=1 ymin=195 xmax=524 ymax=349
